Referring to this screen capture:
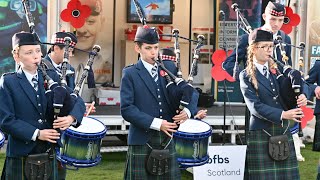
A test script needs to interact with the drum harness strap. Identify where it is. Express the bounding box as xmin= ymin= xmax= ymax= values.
xmin=262 ymin=120 xmax=291 ymax=161
xmin=146 ymin=134 xmax=173 ymax=150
